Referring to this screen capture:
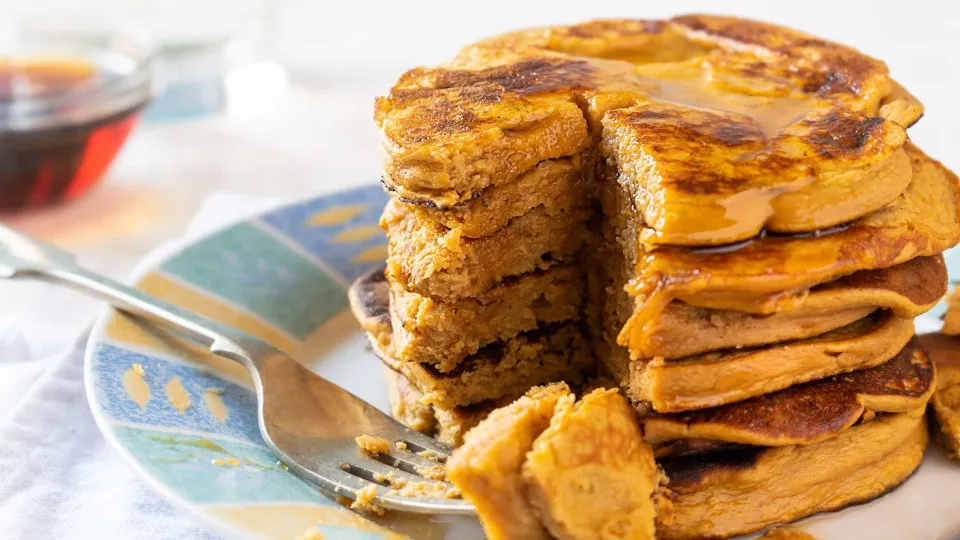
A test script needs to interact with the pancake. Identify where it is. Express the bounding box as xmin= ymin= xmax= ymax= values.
xmin=378 ymin=18 xmax=920 ymax=222
xmin=383 ymin=197 xmax=592 ymax=301
xmin=602 ymin=99 xmax=909 ymax=246
xmin=658 ymin=408 xmax=928 ymax=539
xmin=446 ymin=382 xmax=573 ymax=540
xmin=383 ymin=365 xmax=496 ymax=446
xmin=389 ymin=264 xmax=583 ymax=370
xmin=618 ymin=144 xmax=960 ymax=351
xmin=917 ymin=332 xmax=960 ymax=458
xmin=641 ymin=337 xmax=935 ymax=446
xmin=447 ymin=384 xmax=661 ymax=540
xmin=623 ymin=312 xmax=917 ymax=413
xmin=382 ymin=366 xmax=435 ymax=435
xmin=521 ymin=388 xmax=661 ymax=540
xmin=350 ymin=268 xmax=592 ymax=406
xmin=641 ymin=254 xmax=946 ymax=359
xmin=386 ymin=156 xmax=593 ymax=239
